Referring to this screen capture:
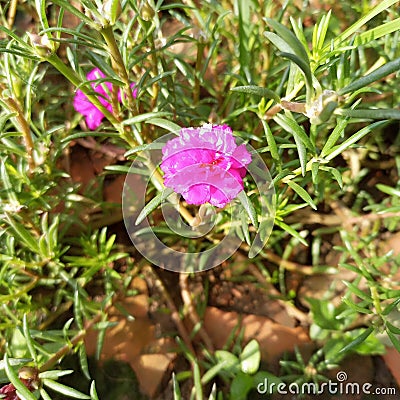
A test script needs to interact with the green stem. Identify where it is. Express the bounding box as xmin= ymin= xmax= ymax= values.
xmin=0 ymin=85 xmax=35 ymax=172
xmin=371 ymin=286 xmax=382 ymax=315
xmin=100 ymin=26 xmax=136 ymax=110
xmin=148 ymin=33 xmax=159 ymax=107
xmin=194 ymin=42 xmax=205 ymax=104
